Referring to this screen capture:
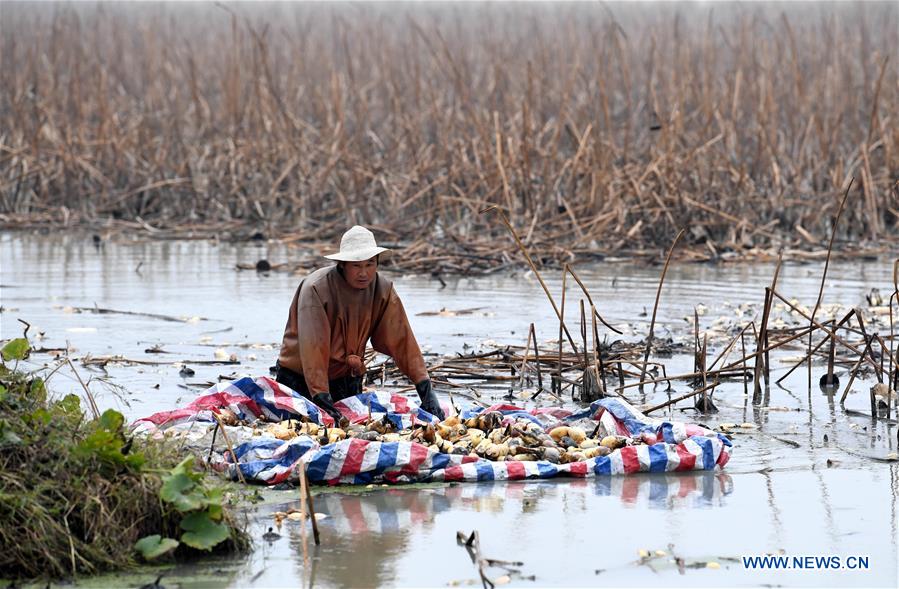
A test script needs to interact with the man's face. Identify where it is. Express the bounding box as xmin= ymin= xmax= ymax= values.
xmin=343 ymin=257 xmax=378 ymax=289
